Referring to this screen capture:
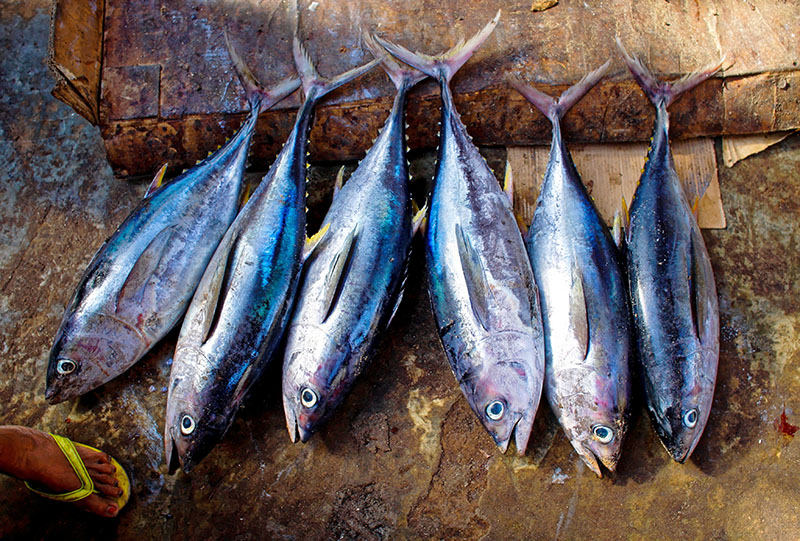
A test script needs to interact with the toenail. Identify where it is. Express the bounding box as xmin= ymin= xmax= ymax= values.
xmin=107 ymin=505 xmax=117 ymax=516
xmin=114 ymin=481 xmax=119 ymax=487
xmin=118 ymin=490 xmax=124 ymax=497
